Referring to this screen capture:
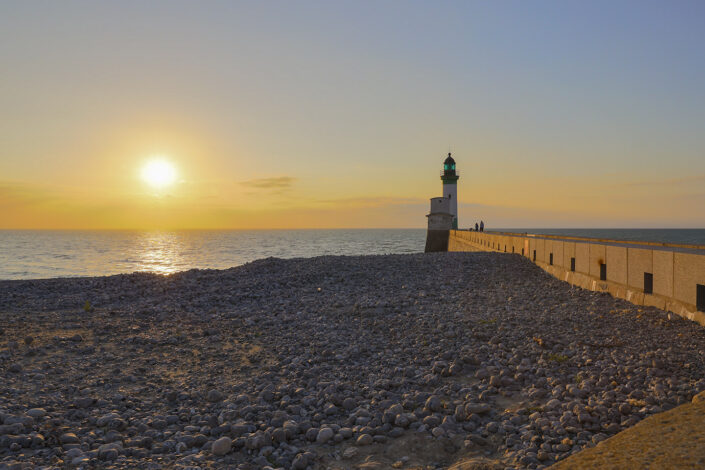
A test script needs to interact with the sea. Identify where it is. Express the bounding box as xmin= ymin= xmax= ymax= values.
xmin=0 ymin=228 xmax=704 ymax=280
xmin=0 ymin=229 xmax=425 ymax=280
